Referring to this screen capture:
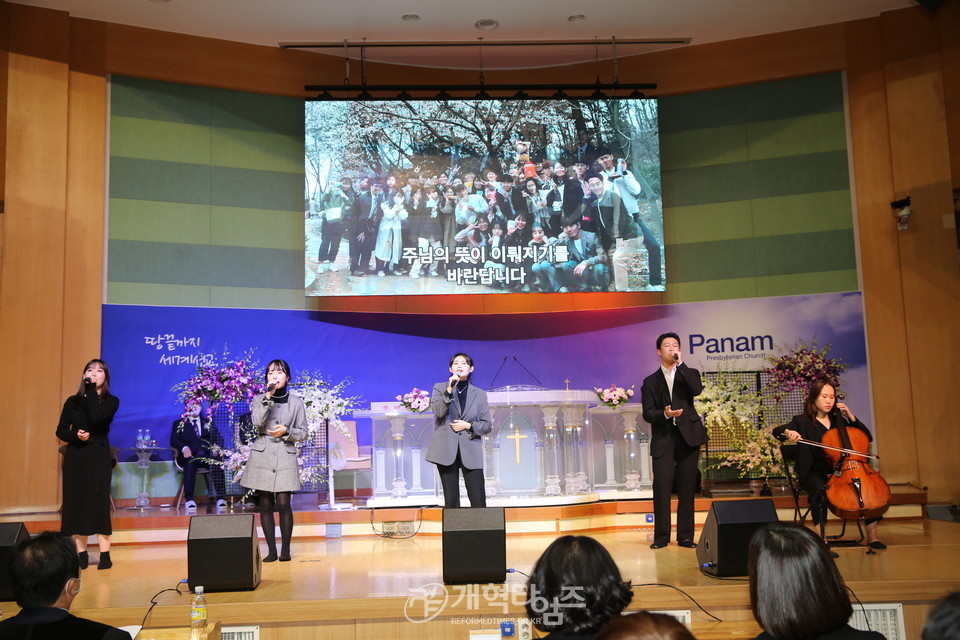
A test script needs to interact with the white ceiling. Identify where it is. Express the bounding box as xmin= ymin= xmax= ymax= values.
xmin=11 ymin=0 xmax=919 ymax=69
